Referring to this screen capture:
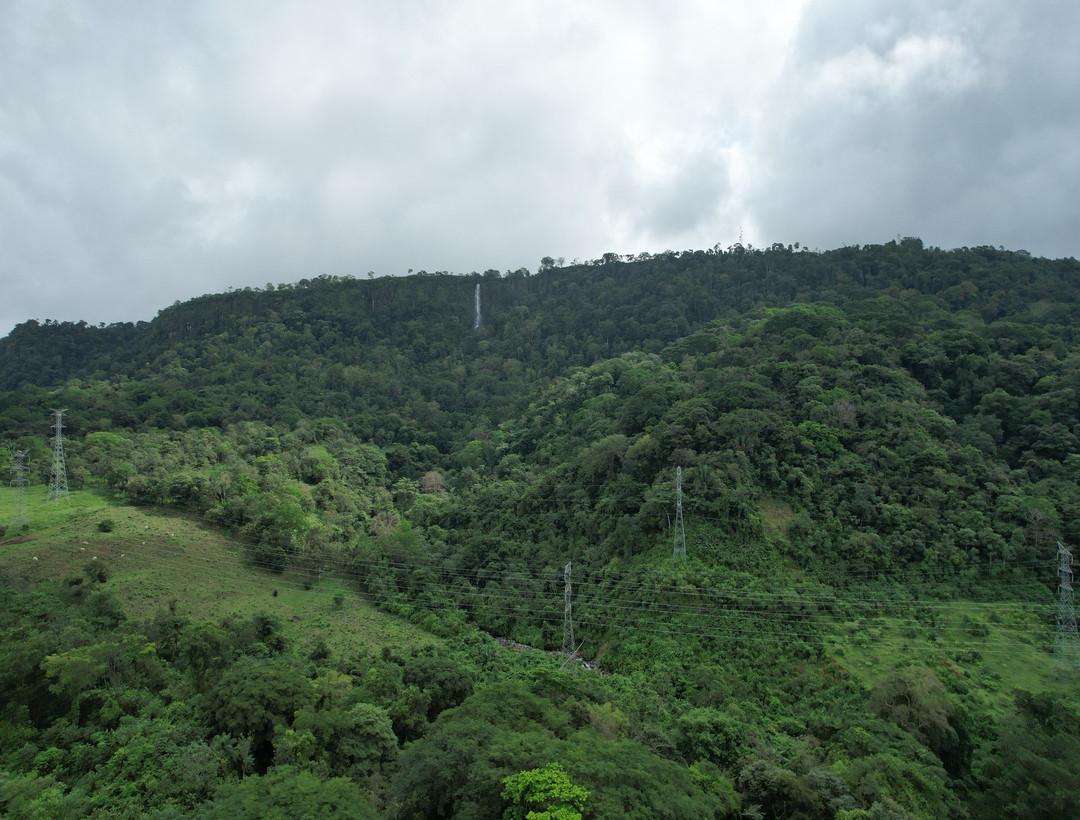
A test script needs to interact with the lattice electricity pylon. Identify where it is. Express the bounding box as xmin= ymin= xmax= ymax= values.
xmin=48 ymin=409 xmax=70 ymax=504
xmin=562 ymin=561 xmax=575 ymax=663
xmin=1056 ymin=541 xmax=1078 ymax=671
xmin=9 ymin=449 xmax=29 ymax=532
xmin=673 ymin=466 xmax=686 ymax=560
